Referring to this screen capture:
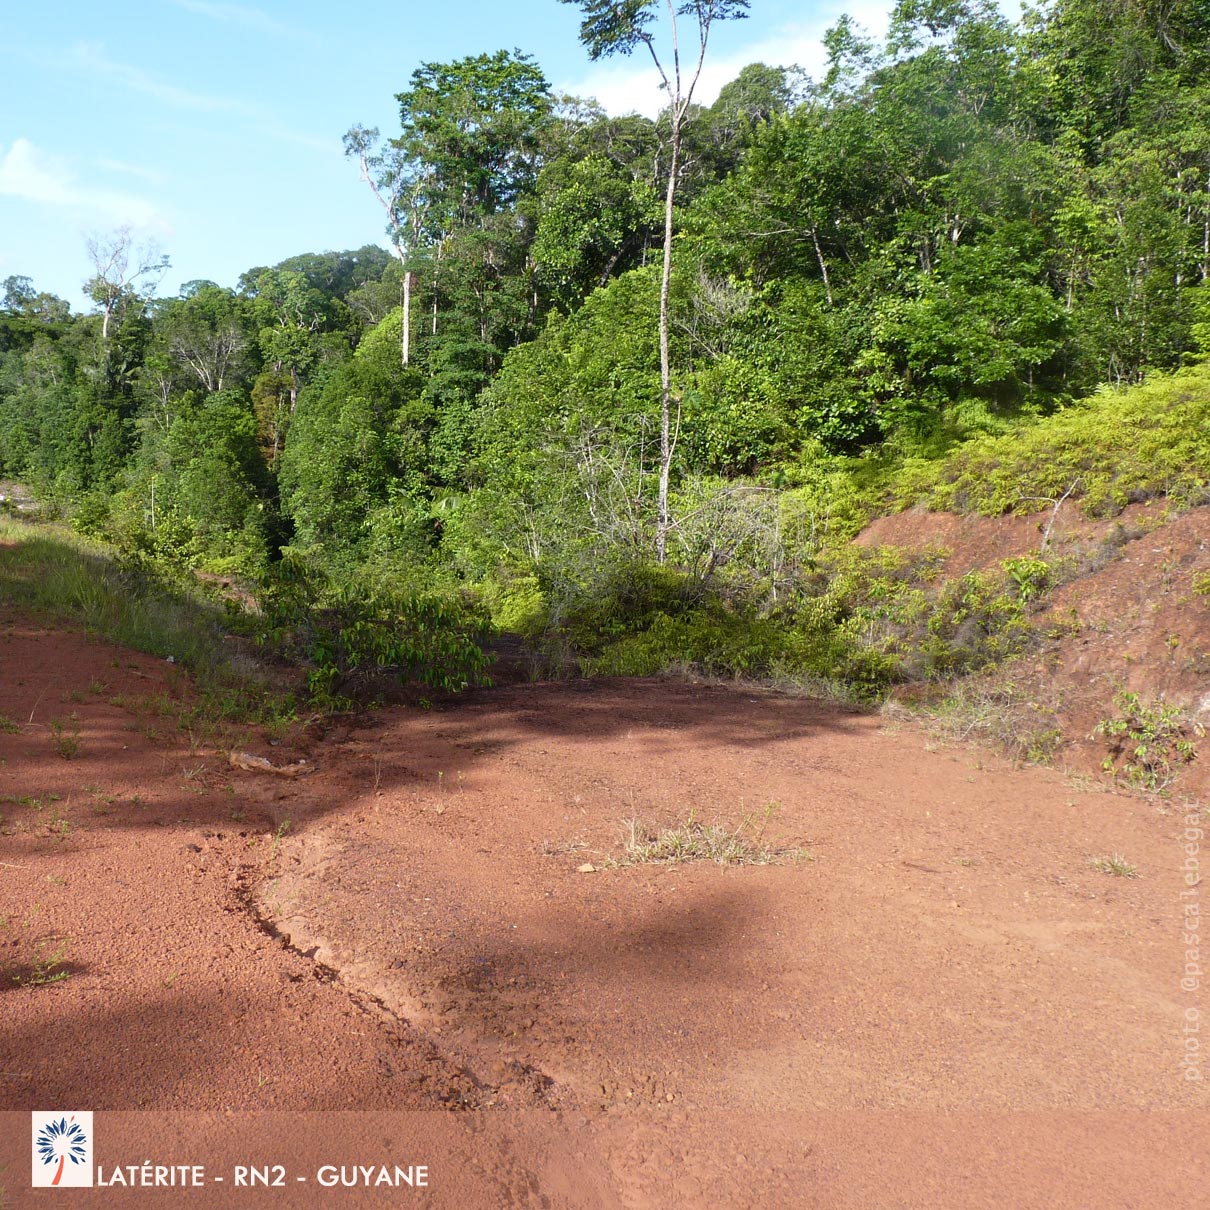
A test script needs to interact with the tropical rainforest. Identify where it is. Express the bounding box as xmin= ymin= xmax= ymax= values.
xmin=2 ymin=0 xmax=1209 ymax=706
